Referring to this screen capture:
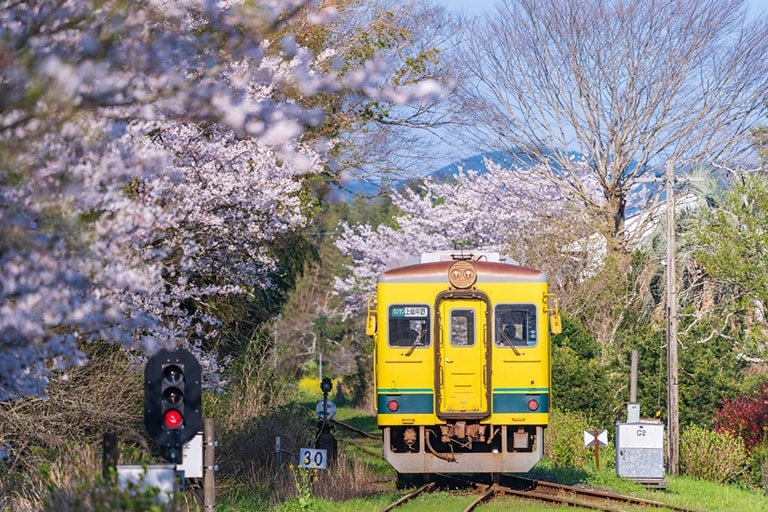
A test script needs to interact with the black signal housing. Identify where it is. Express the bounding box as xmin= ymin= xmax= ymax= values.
xmin=144 ymin=348 xmax=202 ymax=450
